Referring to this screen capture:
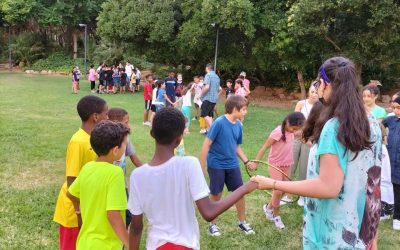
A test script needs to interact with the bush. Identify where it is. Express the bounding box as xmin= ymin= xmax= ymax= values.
xmin=29 ymin=52 xmax=85 ymax=74
xmin=11 ymin=33 xmax=47 ymax=66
